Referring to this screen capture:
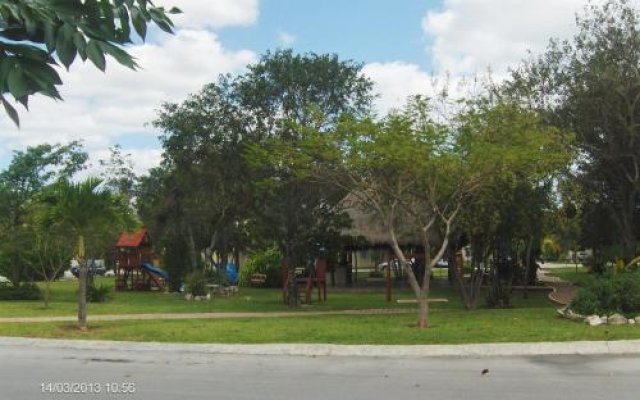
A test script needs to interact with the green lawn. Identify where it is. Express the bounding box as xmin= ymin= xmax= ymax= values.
xmin=0 ymin=277 xmax=437 ymax=318
xmin=1 ymin=295 xmax=639 ymax=344
xmin=2 ymin=276 xmax=640 ymax=344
